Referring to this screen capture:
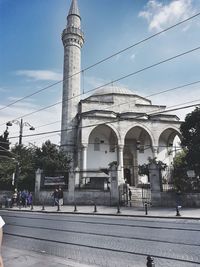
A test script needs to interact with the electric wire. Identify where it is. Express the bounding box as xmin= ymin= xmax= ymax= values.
xmin=8 ymin=102 xmax=200 ymax=142
xmin=15 ymin=79 xmax=200 ymax=134
xmin=1 ymin=45 xmax=199 ymax=127
xmin=0 ymin=12 xmax=199 ymax=112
